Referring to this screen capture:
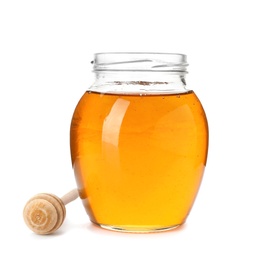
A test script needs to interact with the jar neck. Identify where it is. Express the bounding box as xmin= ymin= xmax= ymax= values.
xmin=90 ymin=71 xmax=188 ymax=94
